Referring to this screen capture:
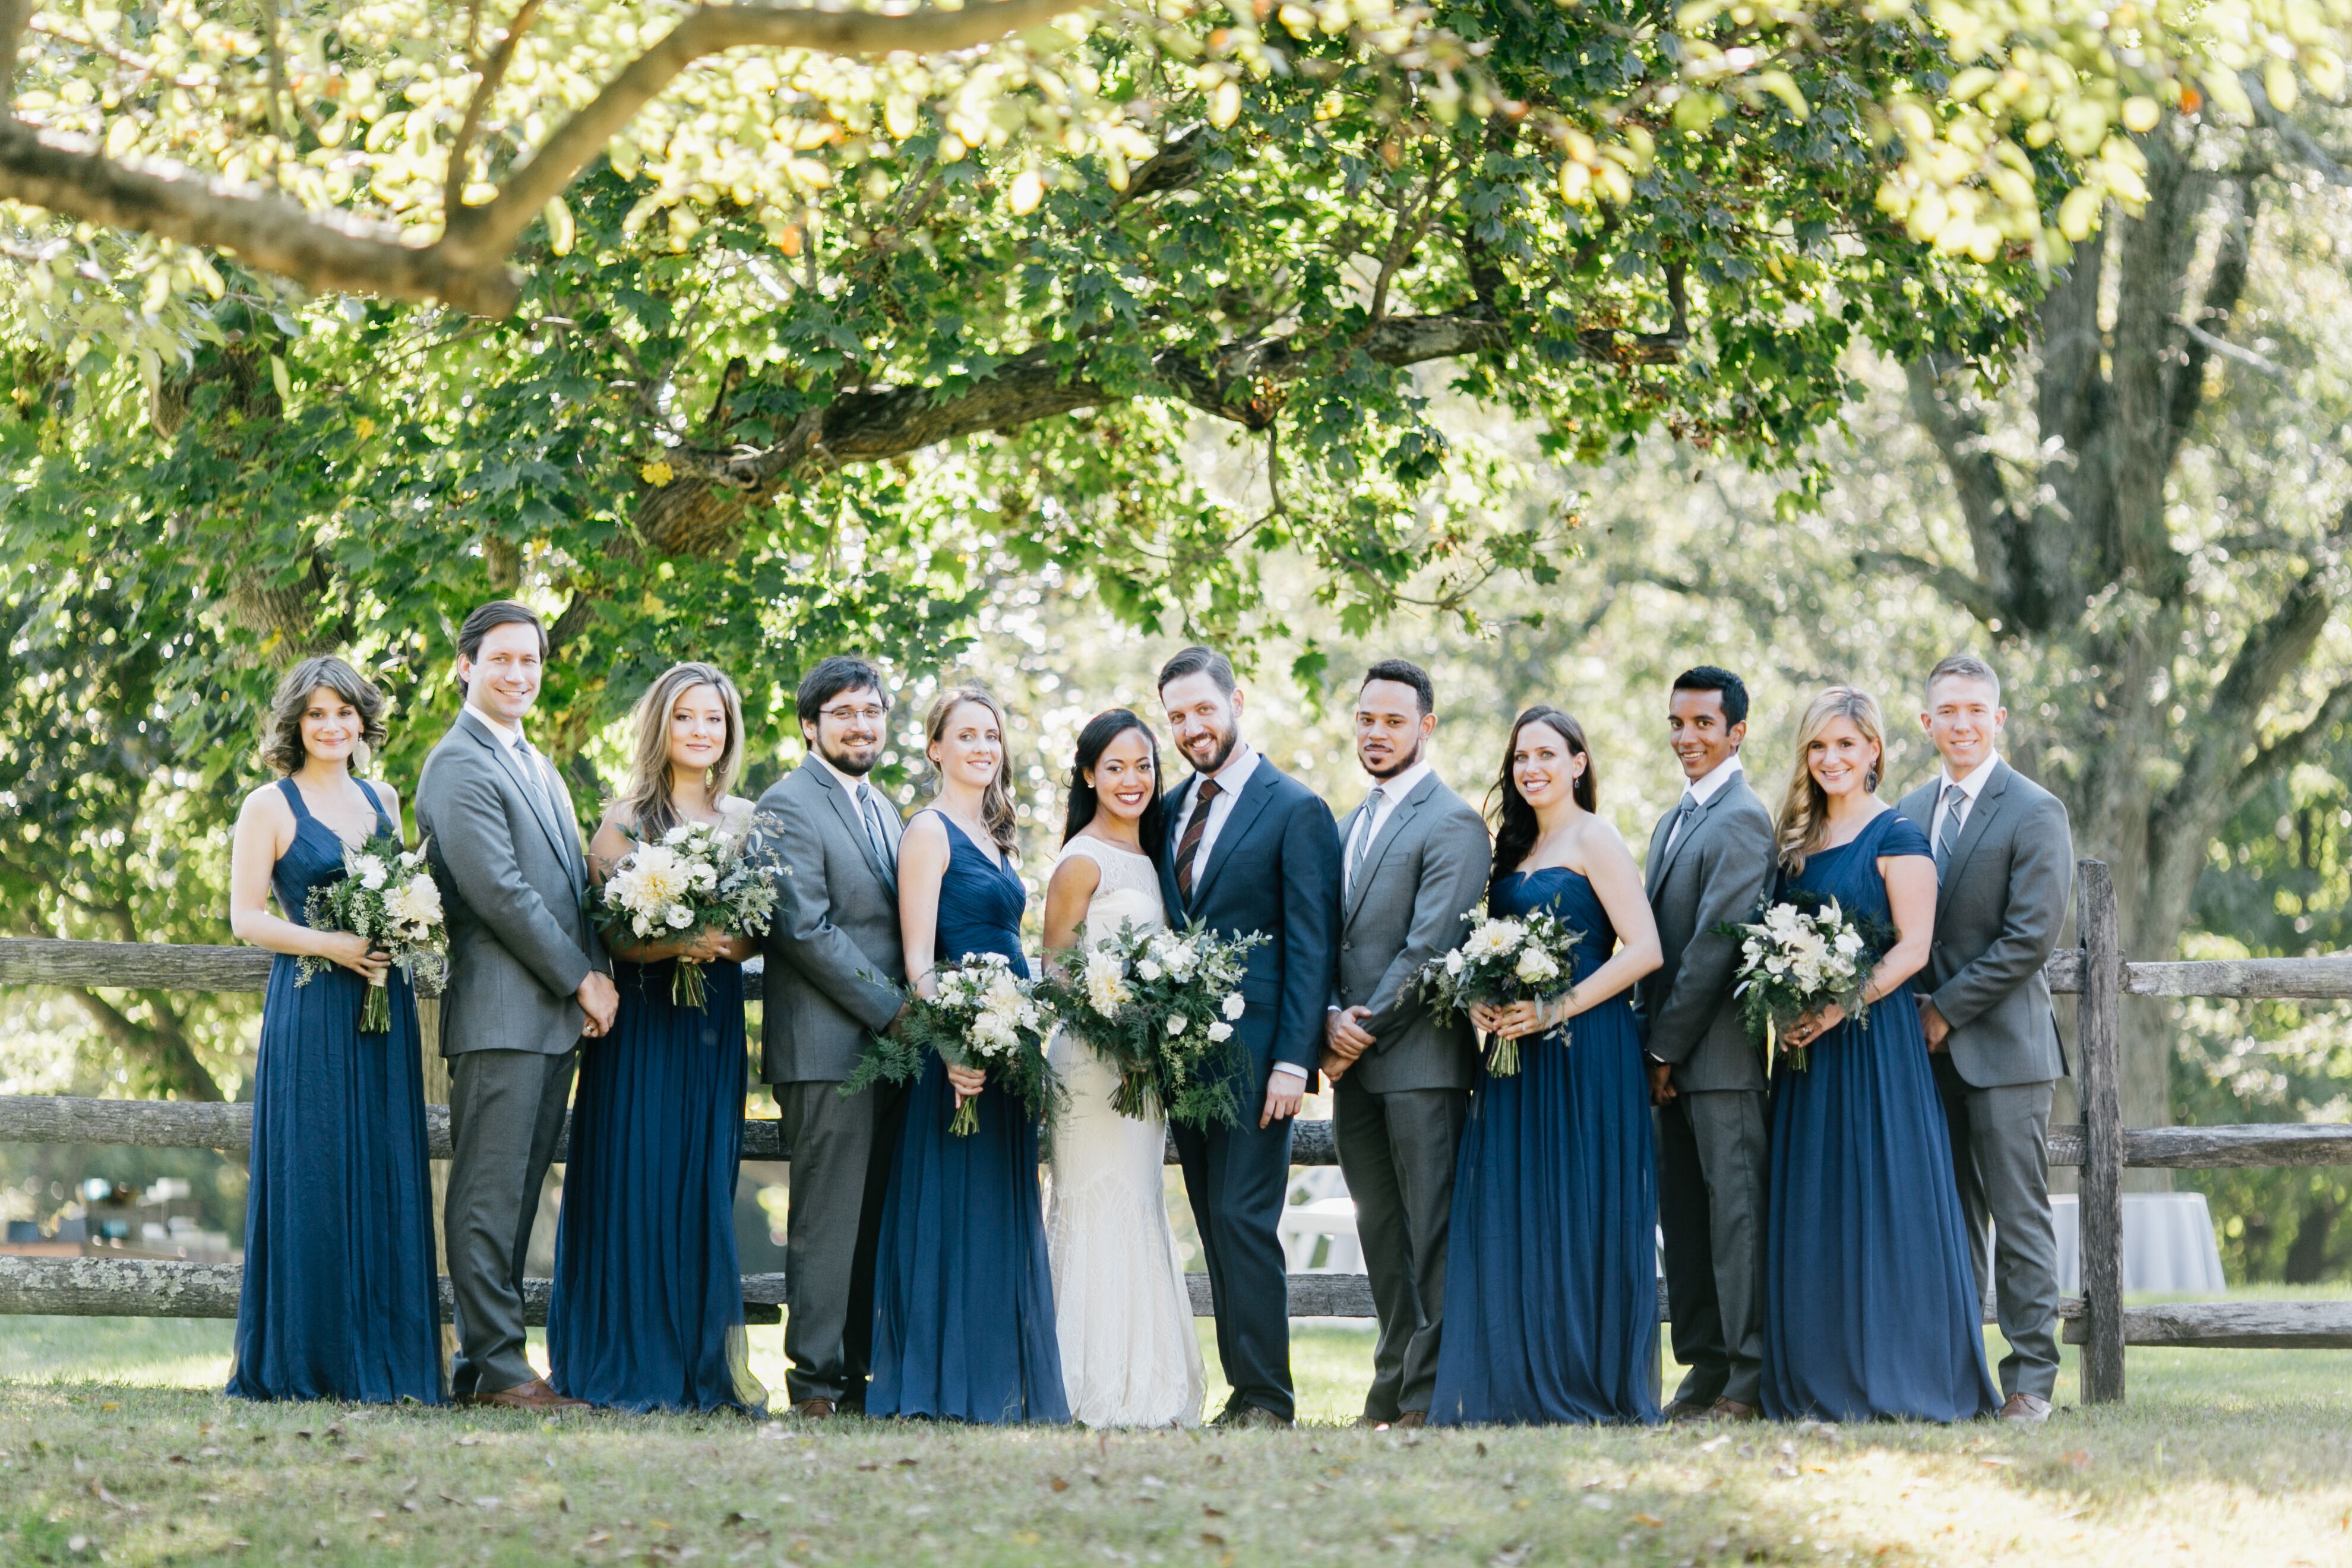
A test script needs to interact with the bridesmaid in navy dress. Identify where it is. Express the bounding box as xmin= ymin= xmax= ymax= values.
xmin=868 ymin=684 xmax=1068 ymax=1424
xmin=1758 ymin=687 xmax=1997 ymax=1422
xmin=549 ymin=663 xmax=767 ymax=1414
xmin=1431 ymin=706 xmax=1664 ymax=1425
xmin=226 ymin=657 xmax=440 ymax=1403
